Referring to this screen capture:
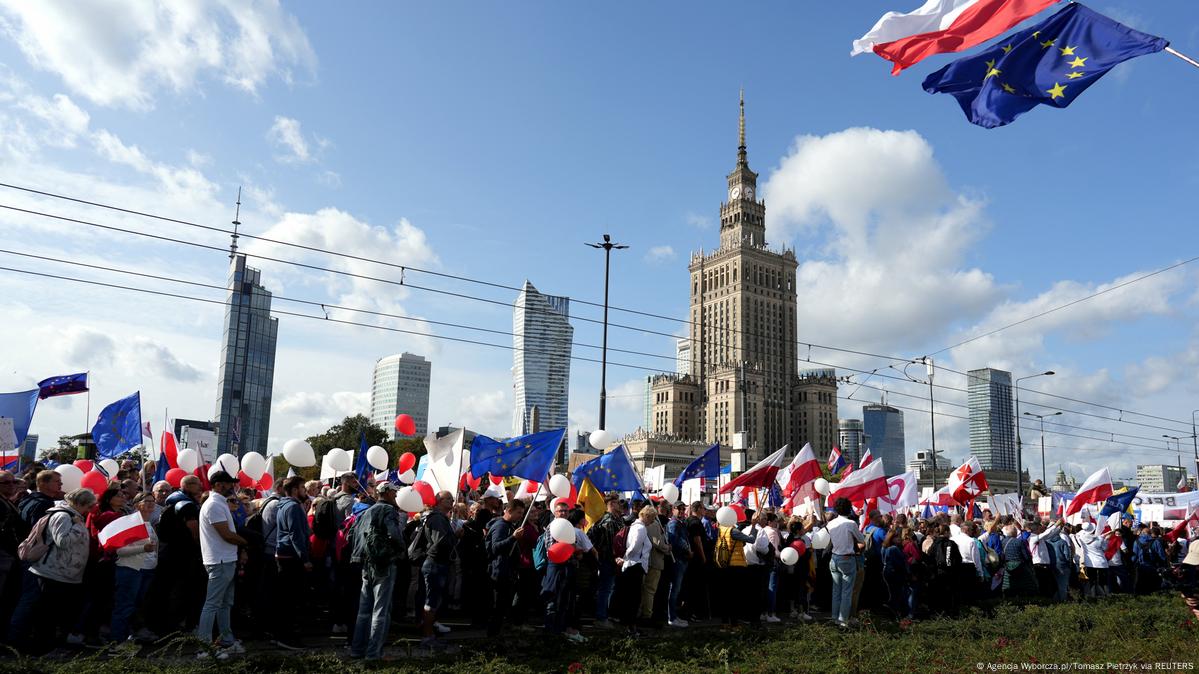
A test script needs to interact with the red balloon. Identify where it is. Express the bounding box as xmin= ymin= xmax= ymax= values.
xmin=729 ymin=503 xmax=746 ymax=523
xmin=394 ymin=414 xmax=416 ymax=436
xmin=237 ymin=471 xmax=255 ymax=489
xmin=412 ymin=480 xmax=436 ymax=507
xmin=257 ymin=473 xmax=274 ymax=491
xmin=790 ymin=539 xmax=807 ymax=557
xmin=397 ymin=452 xmax=417 ymax=473
xmin=165 ymin=468 xmax=188 ymax=488
xmin=548 ymin=541 xmax=574 ymax=564
xmin=81 ymin=470 xmax=108 ymax=497
xmin=459 ymin=471 xmax=482 ymax=492
xmin=73 ymin=459 xmax=94 ymax=473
